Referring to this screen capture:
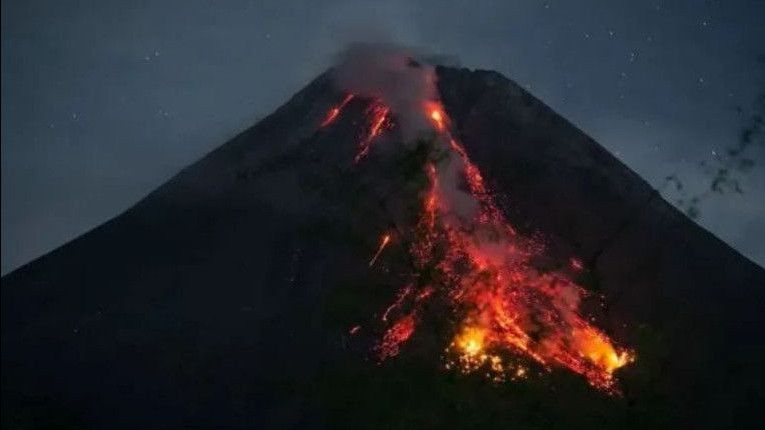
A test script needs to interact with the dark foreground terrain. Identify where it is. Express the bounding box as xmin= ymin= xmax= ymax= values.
xmin=3 ymin=65 xmax=764 ymax=429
